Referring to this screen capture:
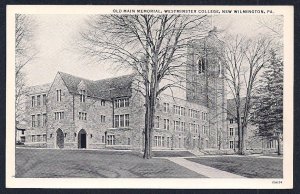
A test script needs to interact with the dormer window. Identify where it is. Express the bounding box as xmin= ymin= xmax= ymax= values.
xmin=80 ymin=90 xmax=86 ymax=103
